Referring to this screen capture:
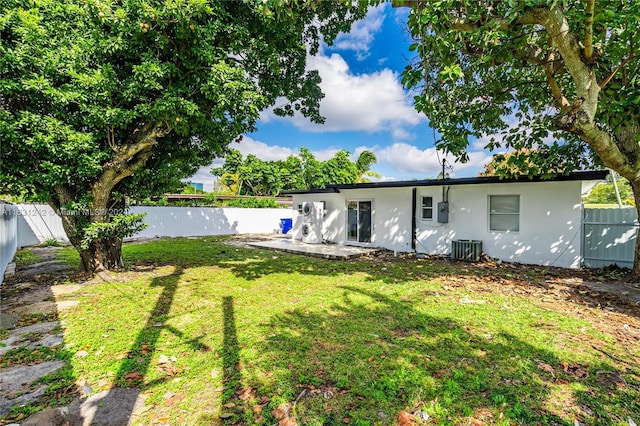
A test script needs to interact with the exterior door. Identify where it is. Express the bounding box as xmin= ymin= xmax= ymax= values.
xmin=347 ymin=200 xmax=371 ymax=243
